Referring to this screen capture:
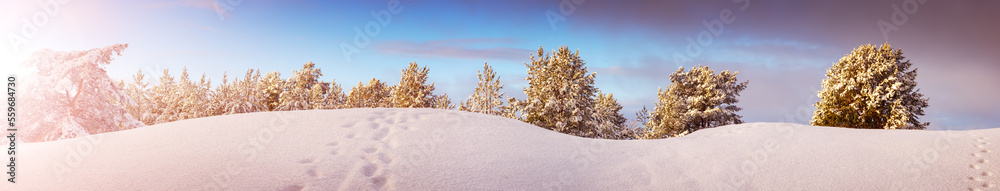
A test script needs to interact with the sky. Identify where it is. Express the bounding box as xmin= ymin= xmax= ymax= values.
xmin=1 ymin=0 xmax=997 ymax=130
